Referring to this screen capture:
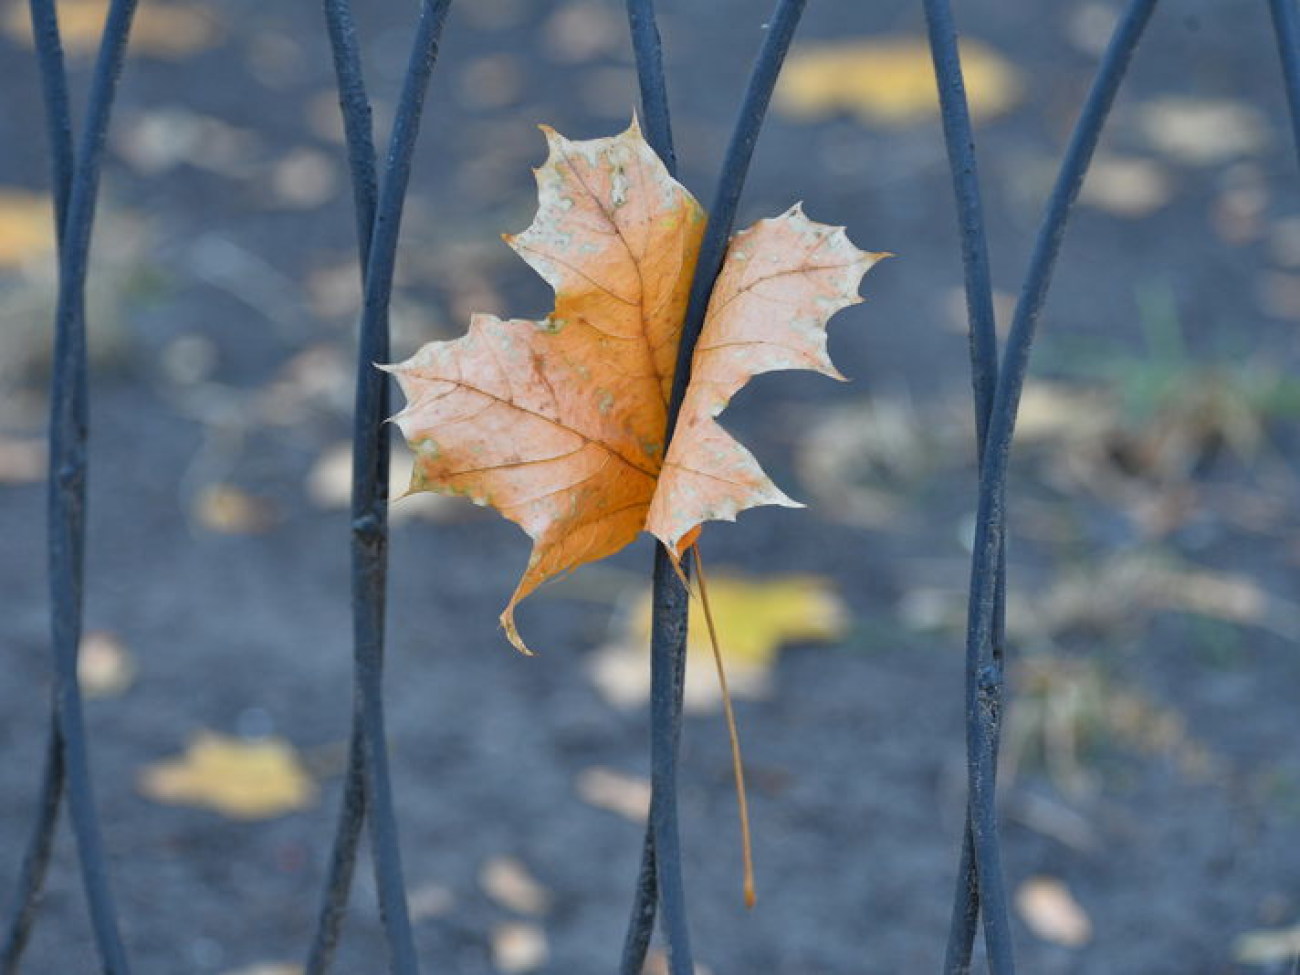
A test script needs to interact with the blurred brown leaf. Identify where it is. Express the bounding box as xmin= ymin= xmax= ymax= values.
xmin=194 ymin=484 xmax=277 ymax=534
